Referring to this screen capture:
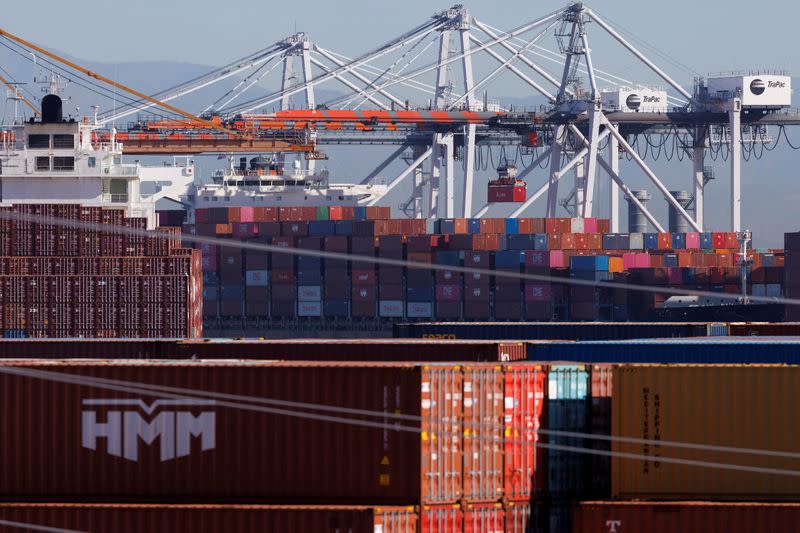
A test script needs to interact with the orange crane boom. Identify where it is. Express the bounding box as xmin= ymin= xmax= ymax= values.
xmin=0 ymin=27 xmax=236 ymax=136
